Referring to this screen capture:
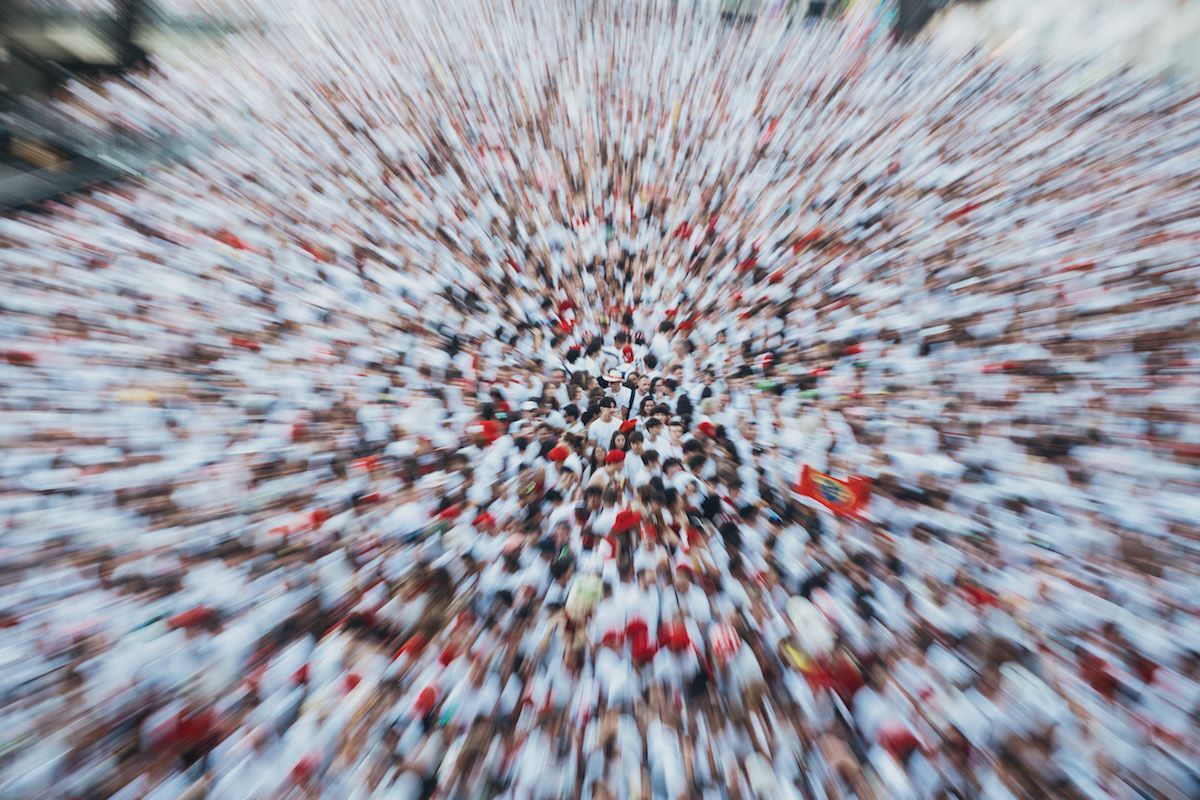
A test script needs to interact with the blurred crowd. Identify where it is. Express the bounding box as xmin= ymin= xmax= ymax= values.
xmin=8 ymin=0 xmax=263 ymax=23
xmin=1 ymin=0 xmax=1198 ymax=798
